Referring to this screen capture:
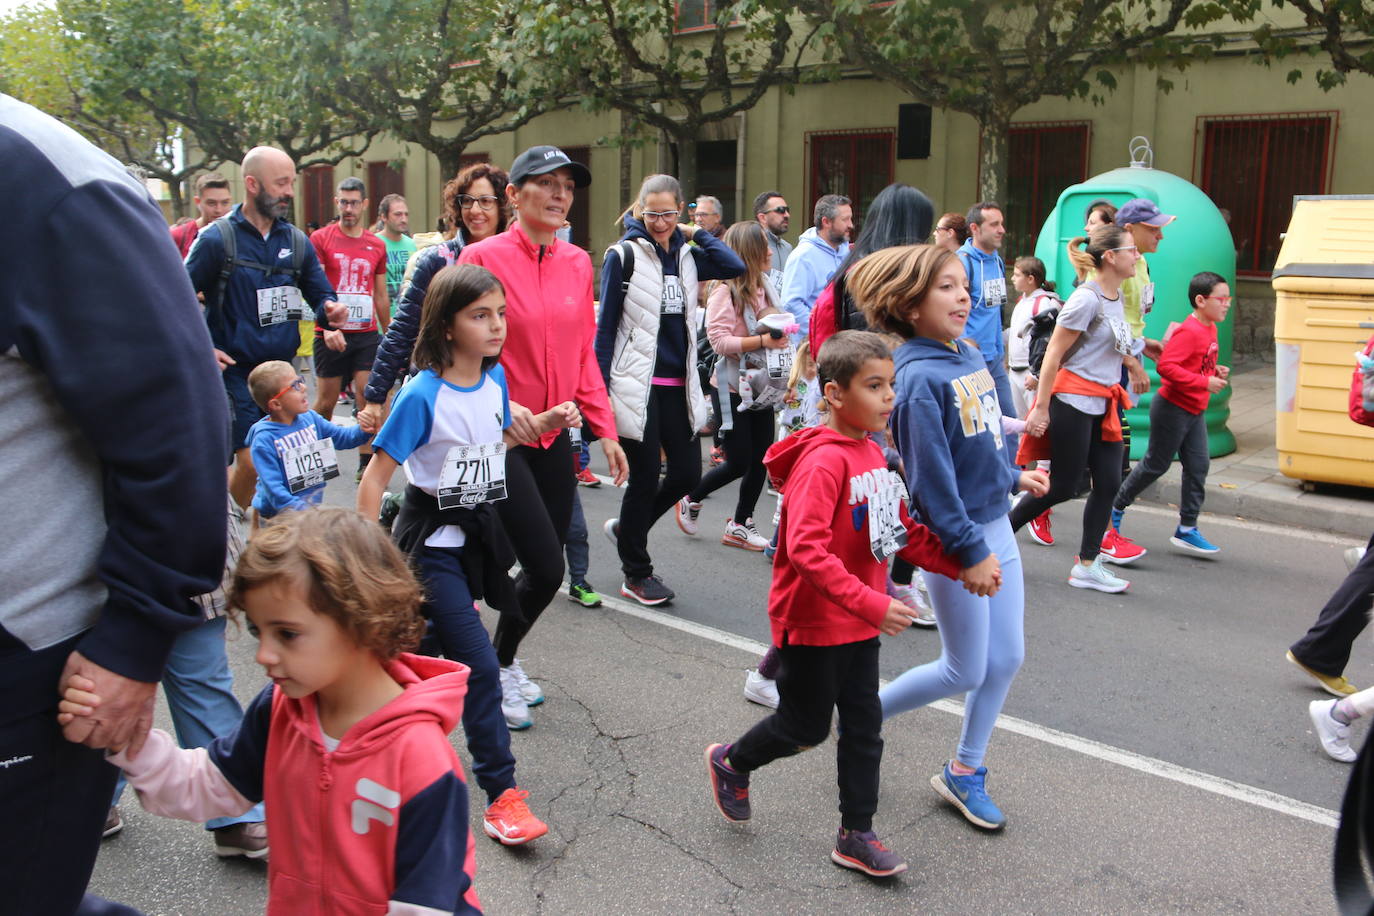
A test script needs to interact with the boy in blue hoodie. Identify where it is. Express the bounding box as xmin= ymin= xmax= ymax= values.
xmin=246 ymin=360 xmax=371 ymax=520
xmin=848 ymin=243 xmax=1047 ymax=833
